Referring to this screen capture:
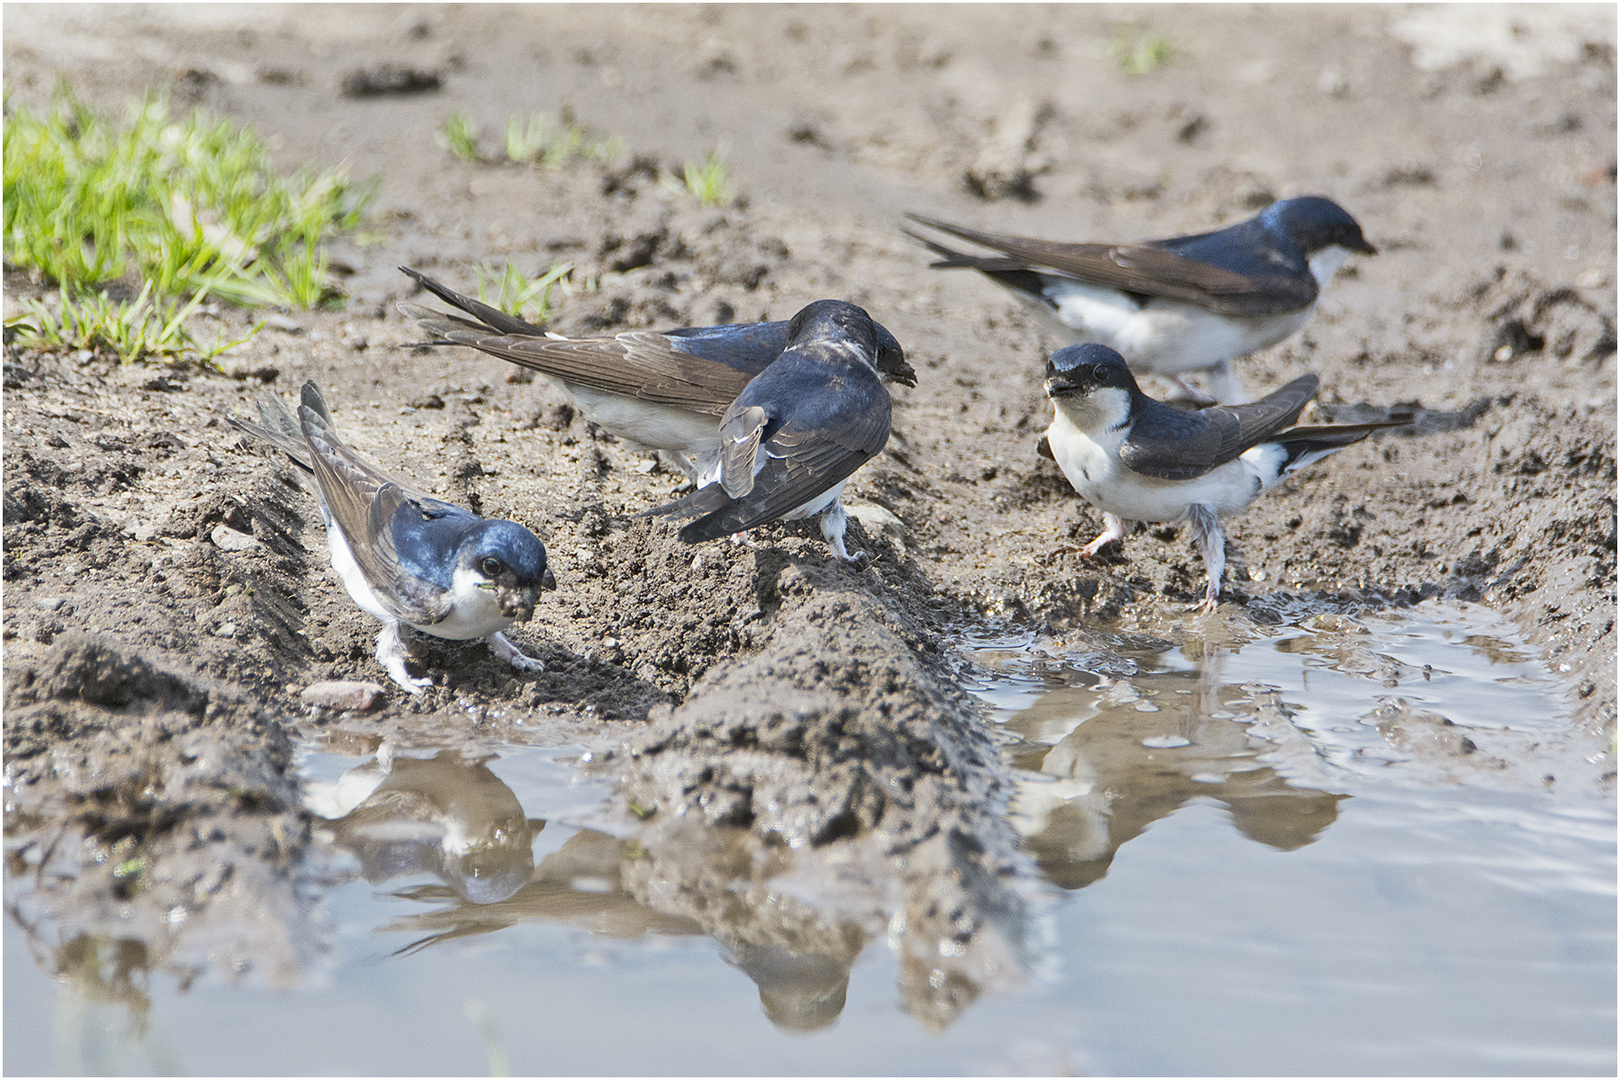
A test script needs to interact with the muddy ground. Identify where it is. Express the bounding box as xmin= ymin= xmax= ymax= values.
xmin=4 ymin=4 xmax=1615 ymax=1013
